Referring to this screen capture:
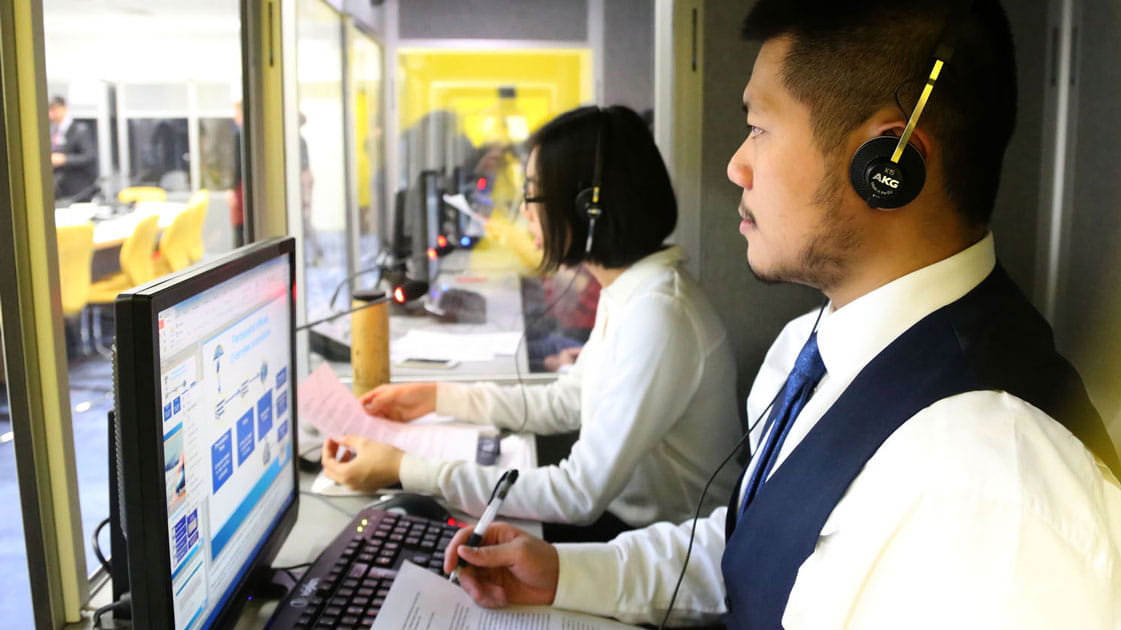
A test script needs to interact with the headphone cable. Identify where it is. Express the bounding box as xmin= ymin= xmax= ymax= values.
xmin=657 ymin=300 xmax=826 ymax=629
